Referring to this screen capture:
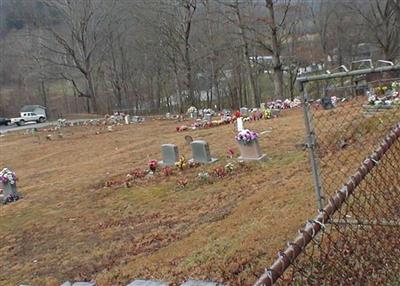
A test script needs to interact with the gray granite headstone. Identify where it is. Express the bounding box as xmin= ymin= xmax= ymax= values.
xmin=190 ymin=140 xmax=218 ymax=164
xmin=127 ymin=280 xmax=167 ymax=286
xmin=181 ymin=280 xmax=223 ymax=286
xmin=0 ymin=181 xmax=19 ymax=203
xmin=203 ymin=114 xmax=212 ymax=123
xmin=159 ymin=144 xmax=179 ymax=166
xmin=240 ymin=107 xmax=248 ymax=116
xmin=72 ymin=283 xmax=95 ymax=286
